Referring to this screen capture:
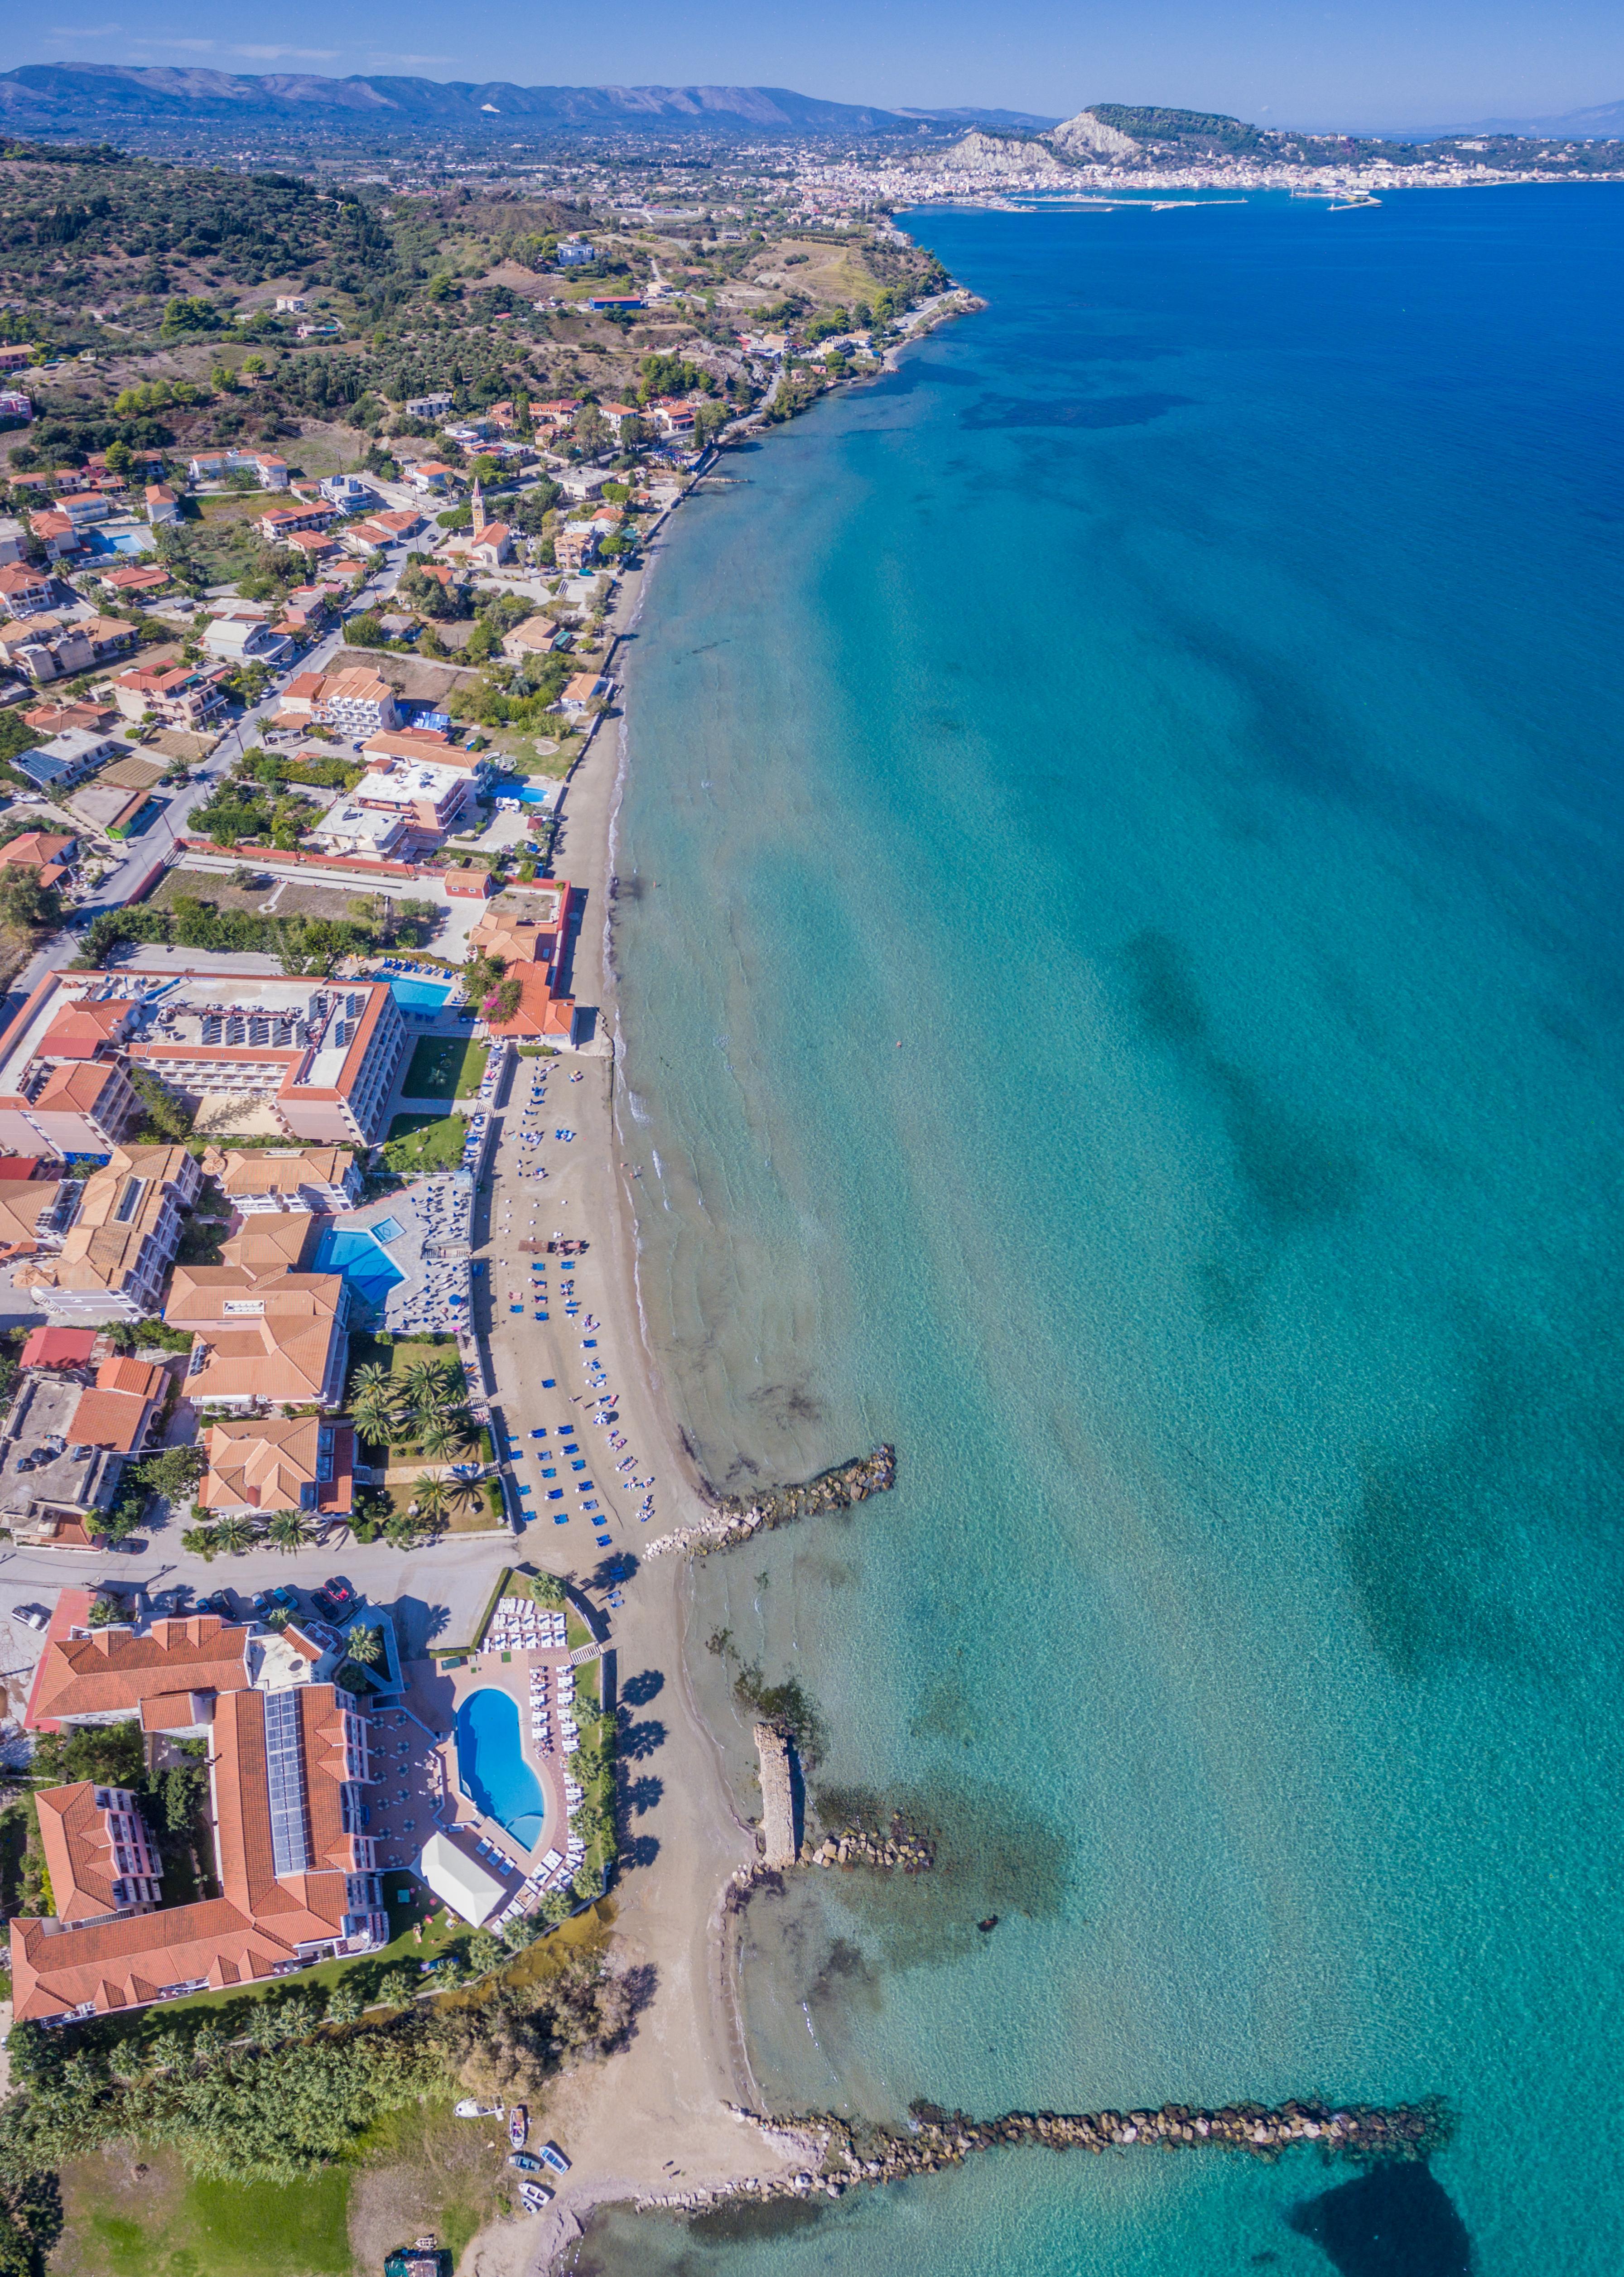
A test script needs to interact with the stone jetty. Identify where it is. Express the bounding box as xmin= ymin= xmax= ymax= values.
xmin=636 ymin=2095 xmax=1451 ymax=2213
xmin=753 ymin=1725 xmax=798 ymax=1868
xmin=645 ymin=1445 xmax=897 ymax=1559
